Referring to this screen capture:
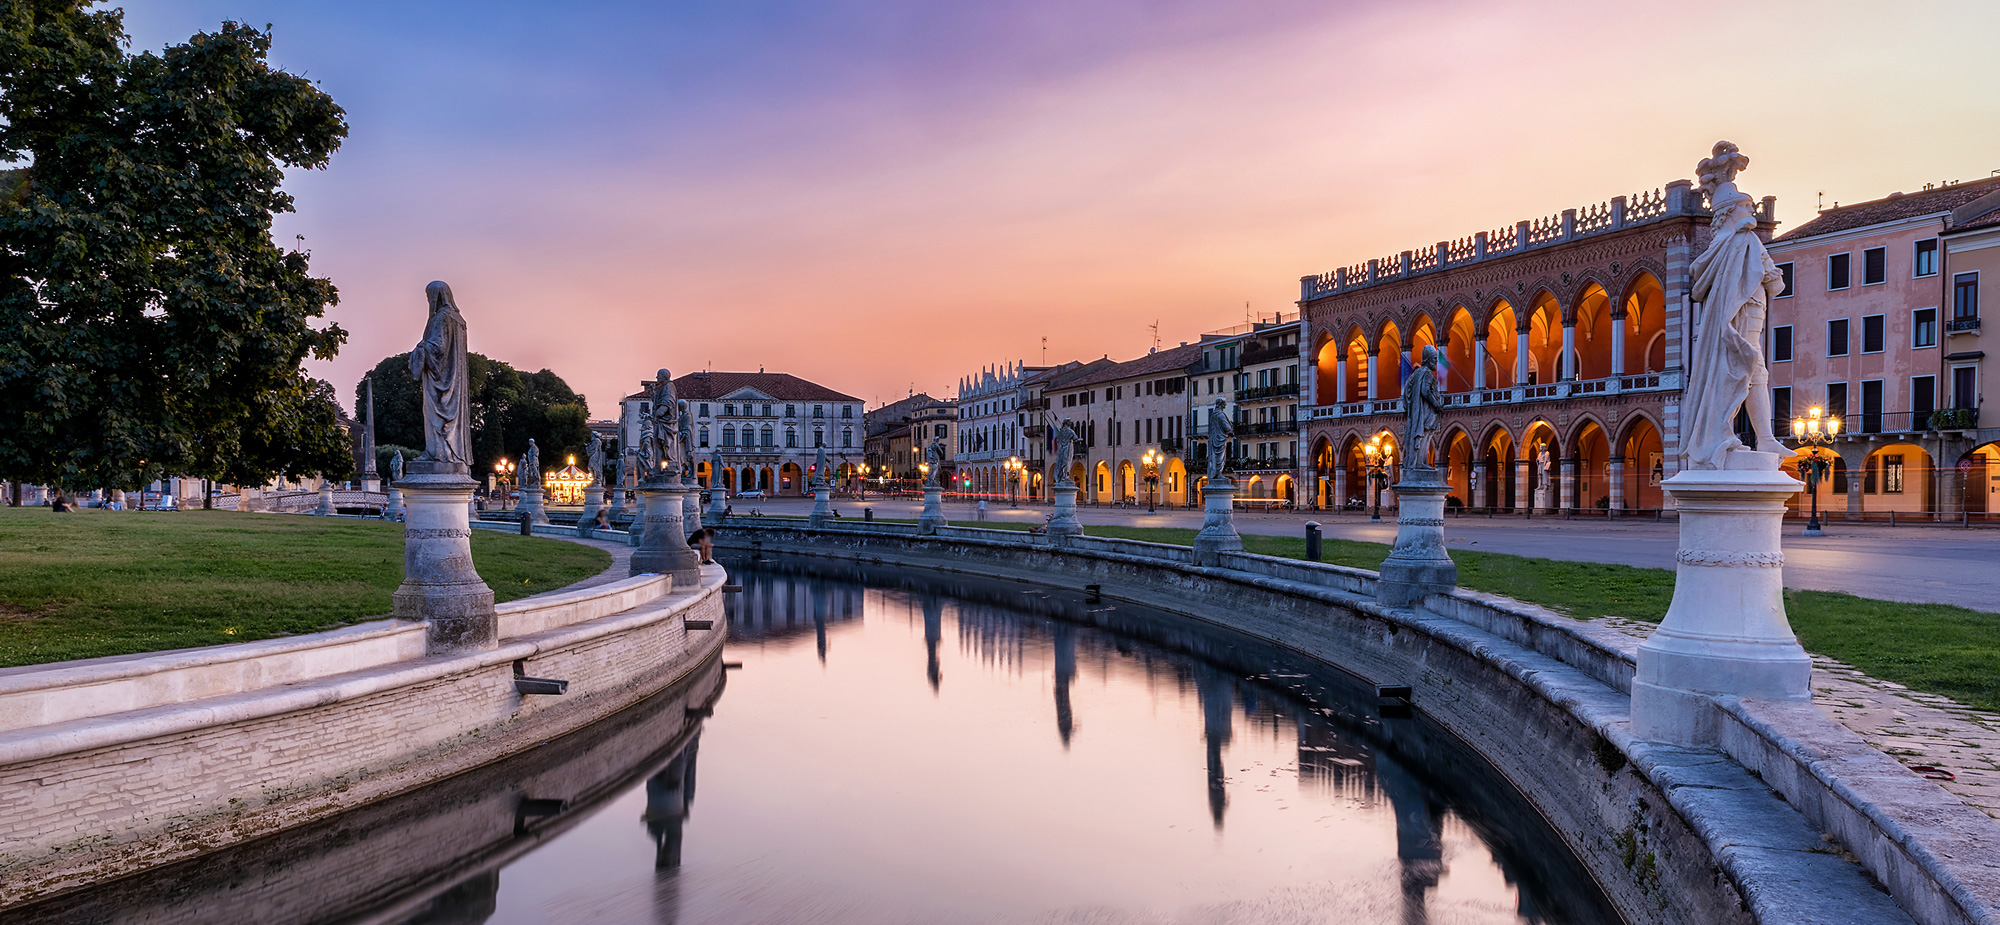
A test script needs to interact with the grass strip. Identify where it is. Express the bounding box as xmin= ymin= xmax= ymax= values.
xmin=0 ymin=509 xmax=609 ymax=667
